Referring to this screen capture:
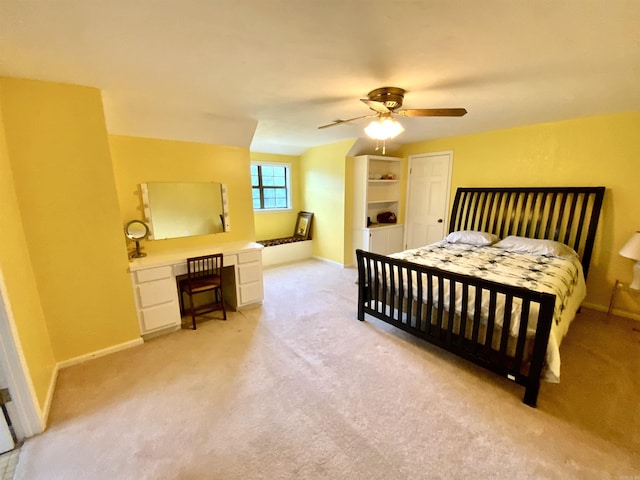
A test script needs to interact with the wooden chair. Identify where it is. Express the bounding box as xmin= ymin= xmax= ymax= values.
xmin=179 ymin=254 xmax=226 ymax=329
